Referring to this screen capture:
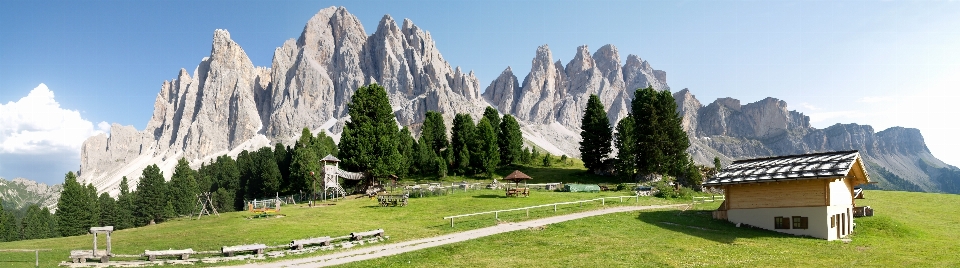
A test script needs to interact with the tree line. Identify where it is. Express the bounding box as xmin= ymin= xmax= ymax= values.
xmin=579 ymin=86 xmax=703 ymax=187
